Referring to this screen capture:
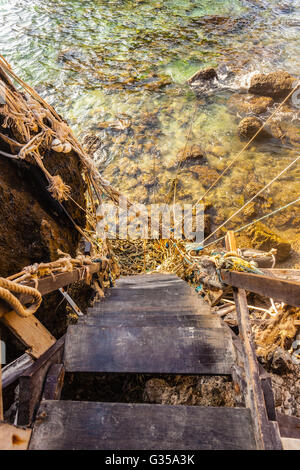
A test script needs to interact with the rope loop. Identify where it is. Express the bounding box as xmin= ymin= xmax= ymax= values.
xmin=0 ymin=277 xmax=42 ymax=318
